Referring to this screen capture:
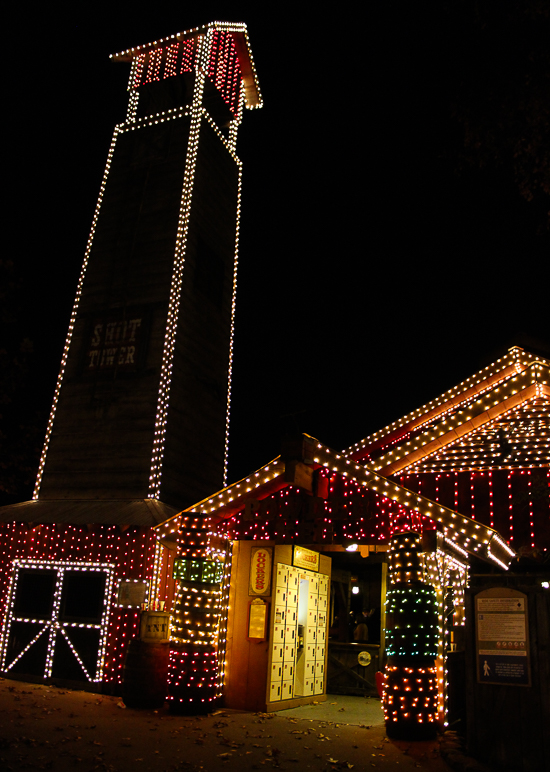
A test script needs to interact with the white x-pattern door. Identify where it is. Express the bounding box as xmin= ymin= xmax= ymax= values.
xmin=0 ymin=560 xmax=114 ymax=683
